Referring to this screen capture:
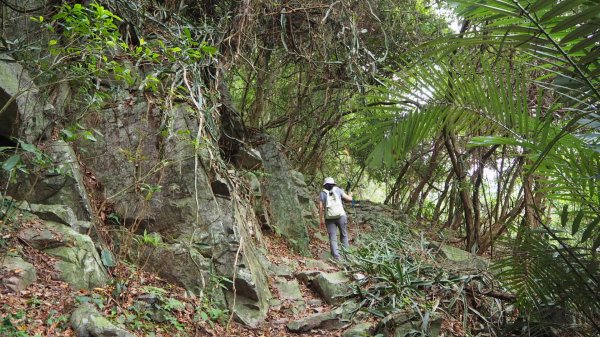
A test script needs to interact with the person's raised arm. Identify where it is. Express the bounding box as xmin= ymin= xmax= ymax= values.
xmin=342 ymin=191 xmax=353 ymax=202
